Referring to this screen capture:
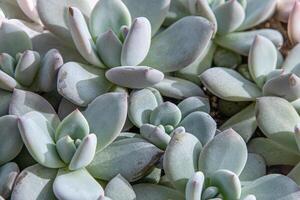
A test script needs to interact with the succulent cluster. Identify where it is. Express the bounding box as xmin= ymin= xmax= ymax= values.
xmin=1 ymin=0 xmax=300 ymax=199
